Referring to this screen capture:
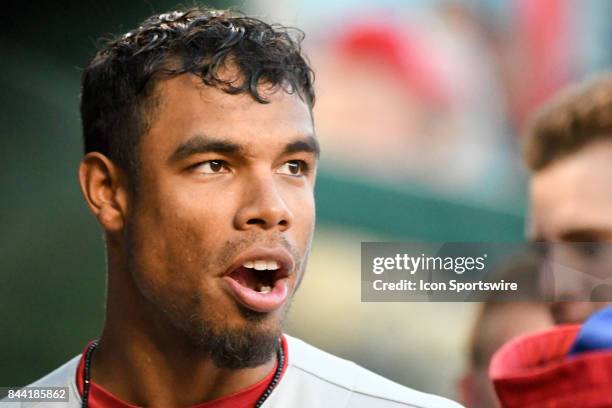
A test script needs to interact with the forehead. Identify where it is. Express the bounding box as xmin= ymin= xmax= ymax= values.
xmin=144 ymin=73 xmax=313 ymax=154
xmin=530 ymin=139 xmax=612 ymax=239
